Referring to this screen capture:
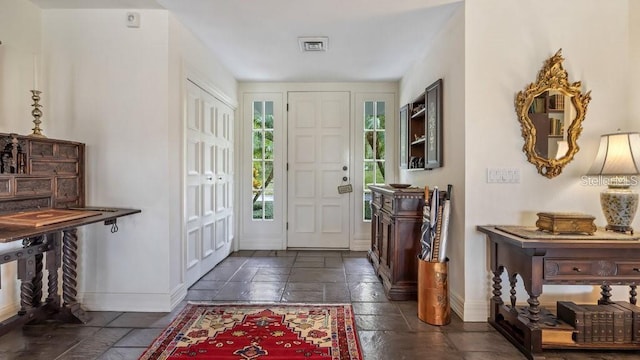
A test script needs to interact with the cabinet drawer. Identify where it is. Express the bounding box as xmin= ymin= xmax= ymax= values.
xmin=0 ymin=178 xmax=10 ymax=196
xmin=56 ymin=177 xmax=79 ymax=199
xmin=372 ymin=192 xmax=382 ymax=207
xmin=544 ymin=259 xmax=640 ymax=280
xmin=15 ymin=177 xmax=52 ymax=195
xmin=30 ymin=141 xmax=54 ymax=157
xmin=31 ymin=161 xmax=78 ymax=175
xmin=29 ymin=141 xmax=79 ymax=159
xmin=383 ymin=197 xmax=394 ymax=212
xmin=57 ymin=144 xmax=79 ymax=159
